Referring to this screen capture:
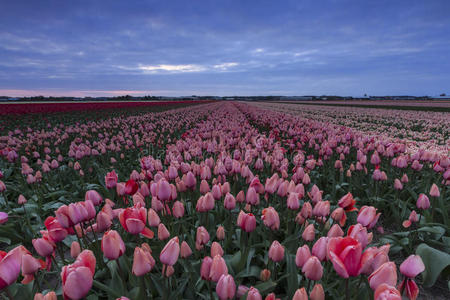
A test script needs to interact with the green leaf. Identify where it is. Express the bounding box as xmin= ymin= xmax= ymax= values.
xmin=416 ymin=243 xmax=450 ymax=287
xmin=254 ymin=280 xmax=277 ymax=294
xmin=0 ymin=236 xmax=11 ymax=245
